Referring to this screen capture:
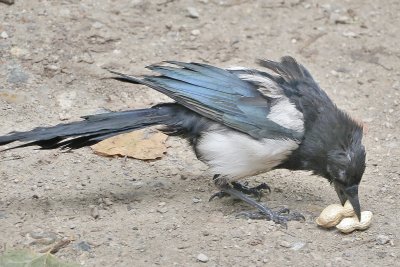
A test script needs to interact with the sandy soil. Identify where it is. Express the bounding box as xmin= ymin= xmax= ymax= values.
xmin=0 ymin=0 xmax=399 ymax=266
